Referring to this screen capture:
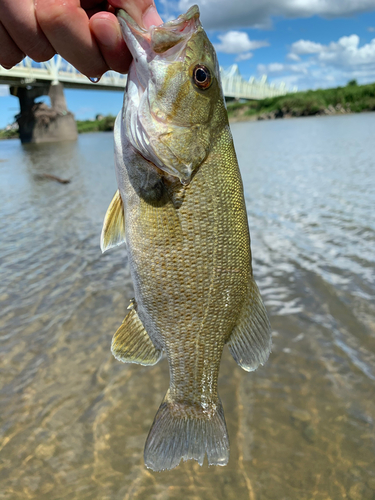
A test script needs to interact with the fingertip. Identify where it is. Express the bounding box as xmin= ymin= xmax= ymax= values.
xmin=0 ymin=21 xmax=25 ymax=68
